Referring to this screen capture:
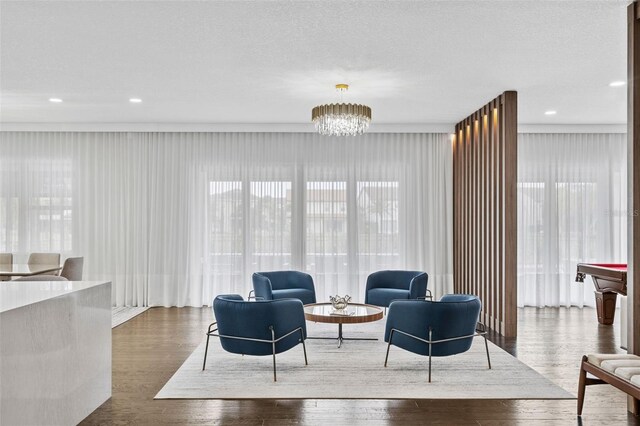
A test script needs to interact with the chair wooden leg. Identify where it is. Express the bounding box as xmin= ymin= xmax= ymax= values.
xmin=577 ymin=356 xmax=587 ymax=416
